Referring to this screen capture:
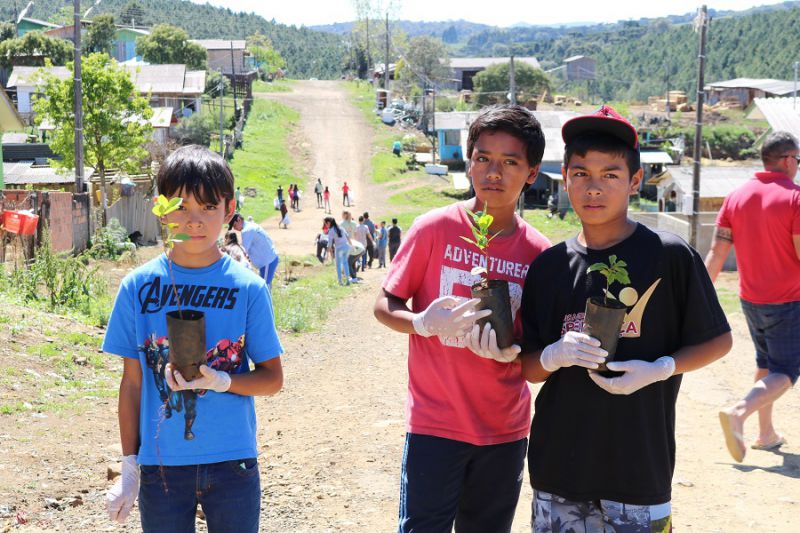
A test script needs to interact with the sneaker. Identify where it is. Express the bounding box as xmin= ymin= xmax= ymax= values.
xmin=349 ymin=277 xmax=361 ymax=283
